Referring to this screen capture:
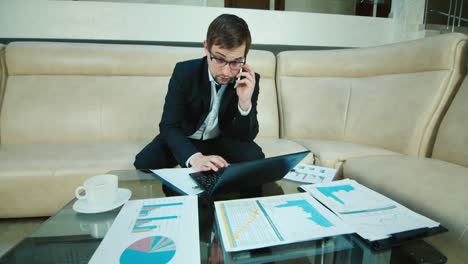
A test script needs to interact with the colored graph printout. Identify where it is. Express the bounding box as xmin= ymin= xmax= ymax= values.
xmin=120 ymin=236 xmax=176 ymax=264
xmin=284 ymin=163 xmax=336 ymax=184
xmin=301 ymin=179 xmax=440 ymax=241
xmin=89 ymin=196 xmax=199 ymax=264
xmin=215 ymin=193 xmax=352 ymax=252
xmin=301 ymin=179 xmax=396 ymax=214
xmin=339 ymin=204 xmax=440 ymax=241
